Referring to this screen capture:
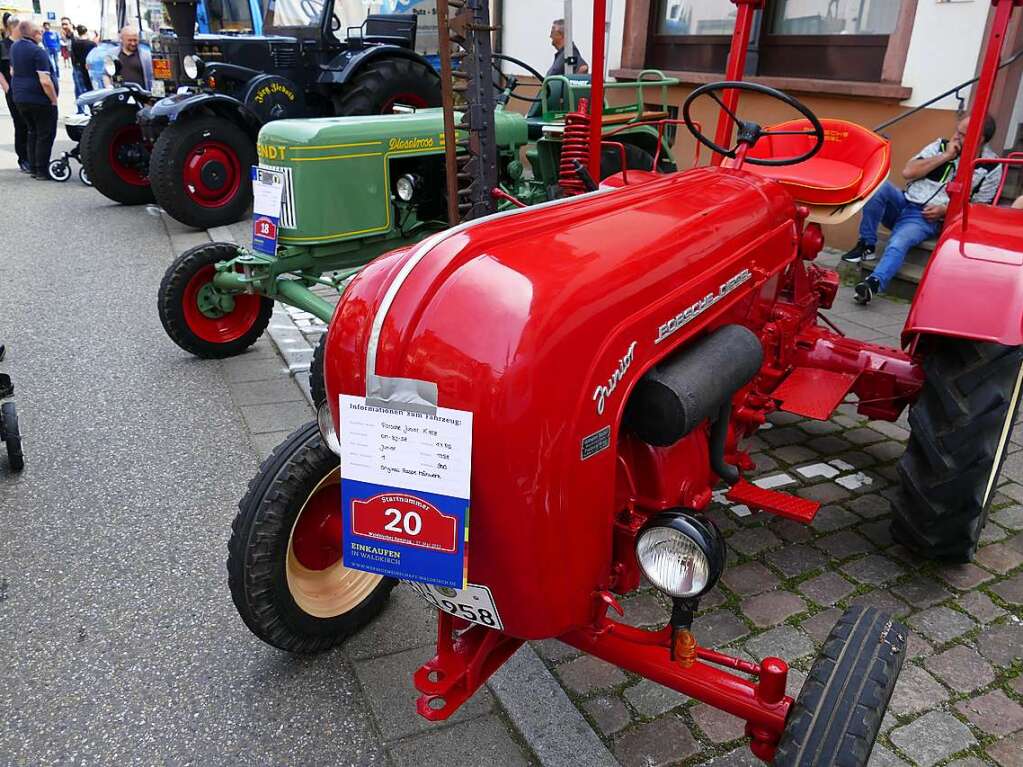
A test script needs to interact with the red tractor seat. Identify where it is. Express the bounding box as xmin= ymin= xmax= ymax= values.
xmin=738 ymin=119 xmax=890 ymax=207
